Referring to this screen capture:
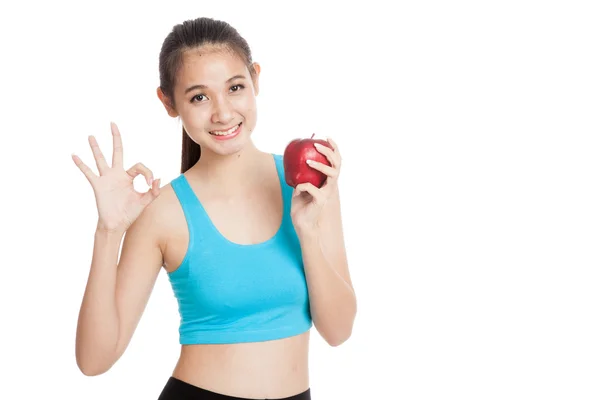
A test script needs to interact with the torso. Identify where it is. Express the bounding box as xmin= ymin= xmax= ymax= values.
xmin=171 ymin=332 xmax=310 ymax=398
xmin=151 ymin=152 xmax=310 ymax=398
